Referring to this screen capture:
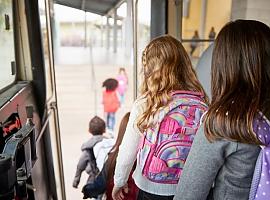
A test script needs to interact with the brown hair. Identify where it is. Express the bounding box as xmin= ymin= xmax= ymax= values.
xmin=106 ymin=112 xmax=130 ymax=181
xmin=89 ymin=116 xmax=105 ymax=135
xmin=205 ymin=20 xmax=270 ymax=145
xmin=137 ymin=35 xmax=208 ymax=132
xmin=119 ymin=67 xmax=126 ymax=74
